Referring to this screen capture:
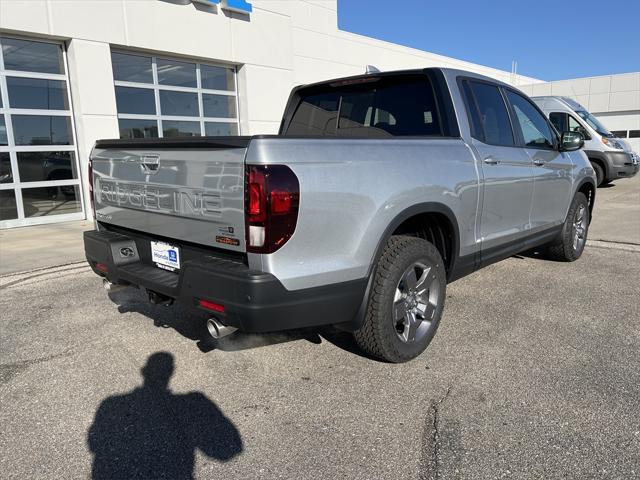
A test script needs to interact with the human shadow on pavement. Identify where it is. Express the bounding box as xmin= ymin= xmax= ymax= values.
xmin=108 ymin=288 xmax=323 ymax=353
xmin=87 ymin=352 xmax=243 ymax=480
